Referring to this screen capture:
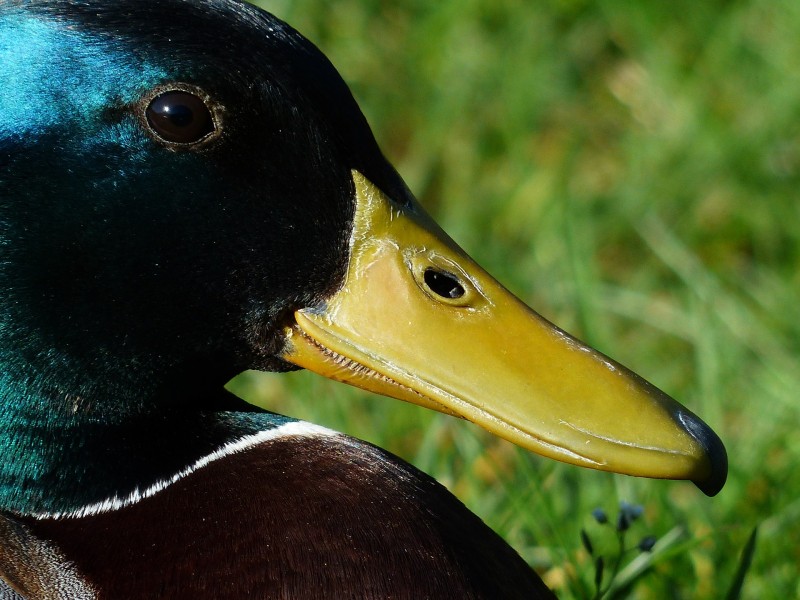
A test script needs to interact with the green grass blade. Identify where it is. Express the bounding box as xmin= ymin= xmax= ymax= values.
xmin=724 ymin=526 xmax=759 ymax=600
